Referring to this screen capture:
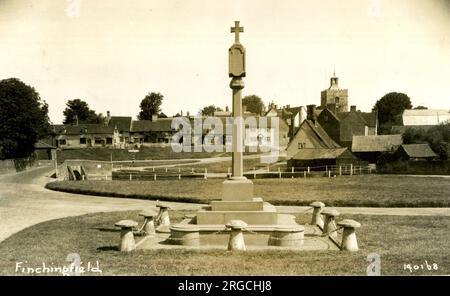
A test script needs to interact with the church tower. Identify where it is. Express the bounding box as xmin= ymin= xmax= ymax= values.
xmin=320 ymin=72 xmax=348 ymax=113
